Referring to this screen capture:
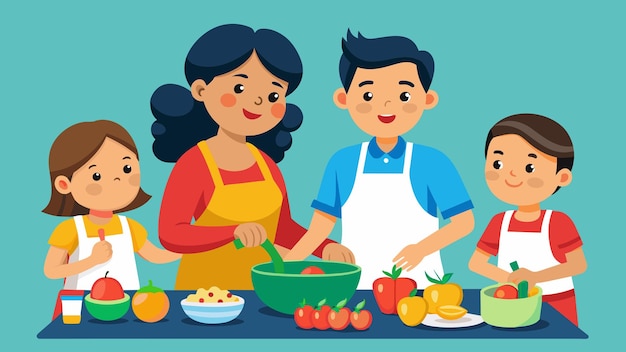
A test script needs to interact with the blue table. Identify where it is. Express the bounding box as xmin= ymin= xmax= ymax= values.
xmin=37 ymin=289 xmax=588 ymax=339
